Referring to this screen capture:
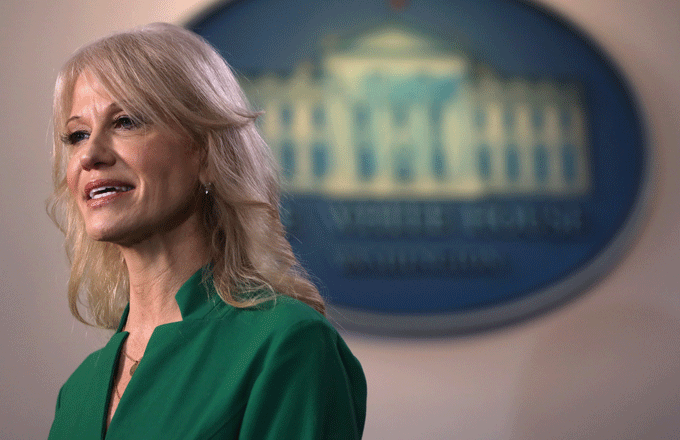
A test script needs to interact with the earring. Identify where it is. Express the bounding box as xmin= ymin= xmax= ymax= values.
xmin=203 ymin=182 xmax=214 ymax=195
